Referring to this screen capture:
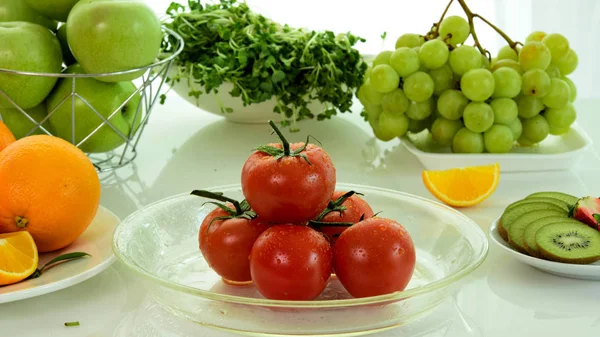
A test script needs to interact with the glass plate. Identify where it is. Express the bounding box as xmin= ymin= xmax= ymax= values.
xmin=113 ymin=183 xmax=488 ymax=336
